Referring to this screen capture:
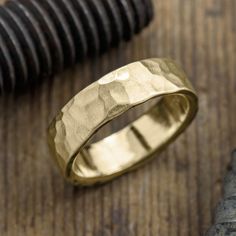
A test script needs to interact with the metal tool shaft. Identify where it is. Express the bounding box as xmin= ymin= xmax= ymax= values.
xmin=0 ymin=0 xmax=153 ymax=93
xmin=206 ymin=150 xmax=236 ymax=235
